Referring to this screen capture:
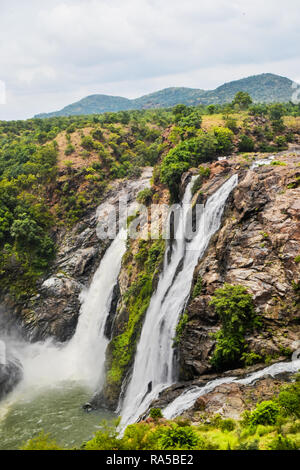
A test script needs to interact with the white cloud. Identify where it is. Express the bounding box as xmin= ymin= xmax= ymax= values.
xmin=0 ymin=0 xmax=299 ymax=119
